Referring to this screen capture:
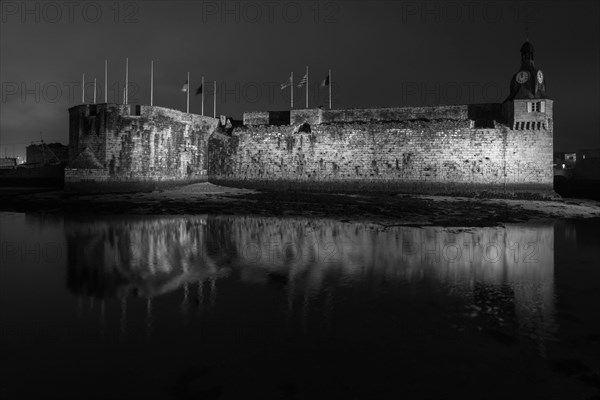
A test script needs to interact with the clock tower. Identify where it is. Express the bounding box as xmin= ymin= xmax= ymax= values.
xmin=502 ymin=40 xmax=553 ymax=131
